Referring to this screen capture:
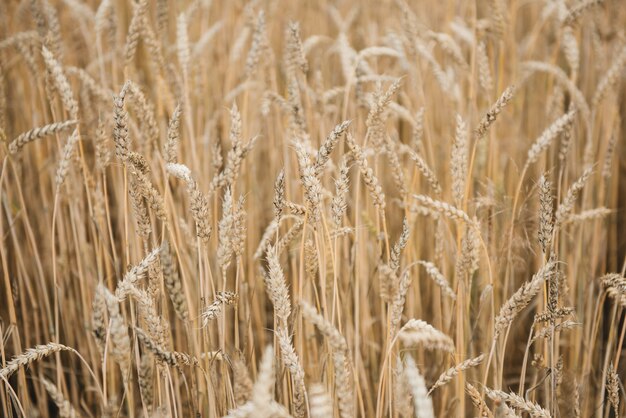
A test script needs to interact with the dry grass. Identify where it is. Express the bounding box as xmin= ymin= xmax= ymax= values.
xmin=0 ymin=0 xmax=625 ymax=417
